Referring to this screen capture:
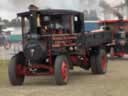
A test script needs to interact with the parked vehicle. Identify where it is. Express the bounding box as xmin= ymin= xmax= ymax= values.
xmin=8 ymin=7 xmax=112 ymax=85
